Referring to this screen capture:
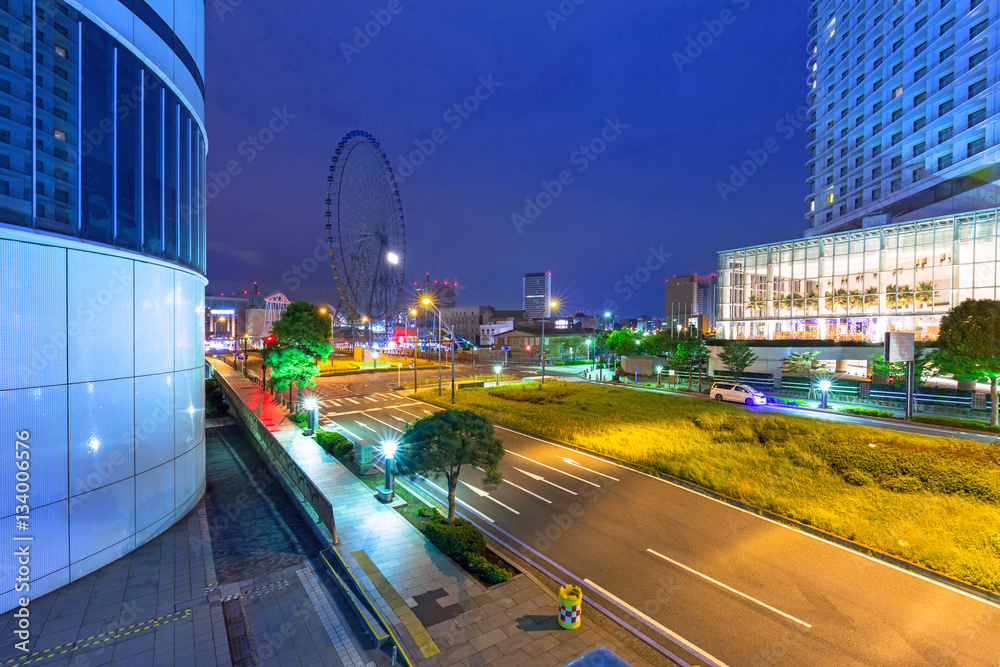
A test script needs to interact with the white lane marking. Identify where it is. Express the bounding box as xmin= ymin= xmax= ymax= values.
xmin=513 ymin=467 xmax=577 ymax=495
xmin=496 ymin=420 xmax=1000 ymax=609
xmin=365 ymin=413 xmax=403 ymax=432
xmin=422 ymin=410 xmax=431 ymax=415
xmin=505 ymin=450 xmax=600 ymax=488
xmin=389 ymin=415 xmax=406 ymax=423
xmin=329 ymin=399 xmax=342 ymax=407
xmin=647 ymin=549 xmax=812 ymax=629
xmin=558 ymin=456 xmax=620 ymax=481
xmin=417 ymin=476 xmax=496 ymax=523
xmin=345 ymin=398 xmax=360 ymax=405
xmin=475 ymin=467 xmax=552 ymax=504
xmin=583 ymin=578 xmax=730 ymax=667
xmin=355 ymin=420 xmax=376 ymax=432
xmin=364 ymin=396 xmax=378 ymax=403
xmin=459 ymin=480 xmax=520 ymax=514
